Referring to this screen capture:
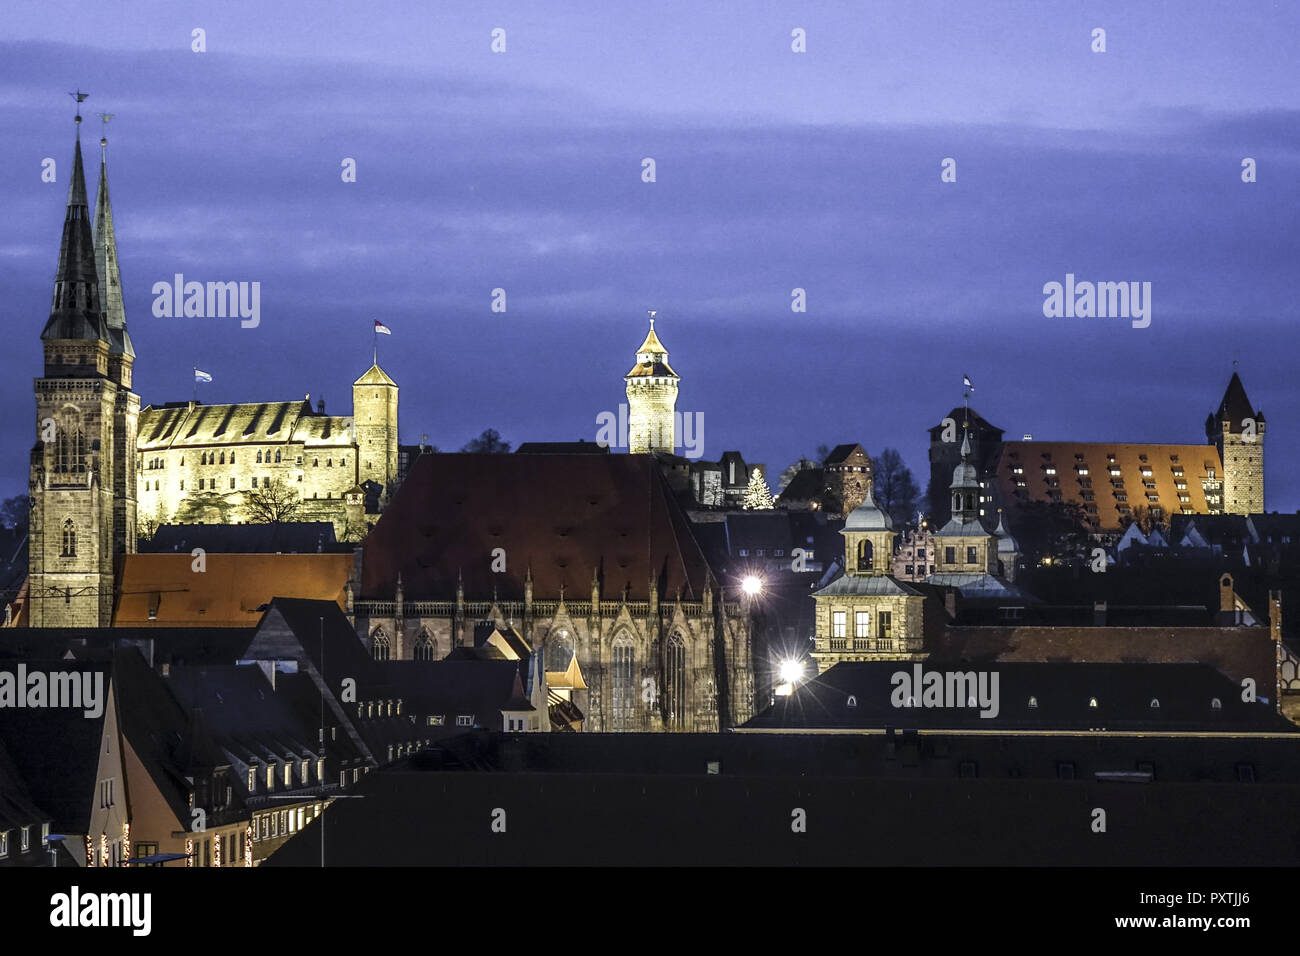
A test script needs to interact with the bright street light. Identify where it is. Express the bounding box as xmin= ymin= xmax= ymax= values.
xmin=778 ymin=659 xmax=804 ymax=684
xmin=741 ymin=575 xmax=763 ymax=596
